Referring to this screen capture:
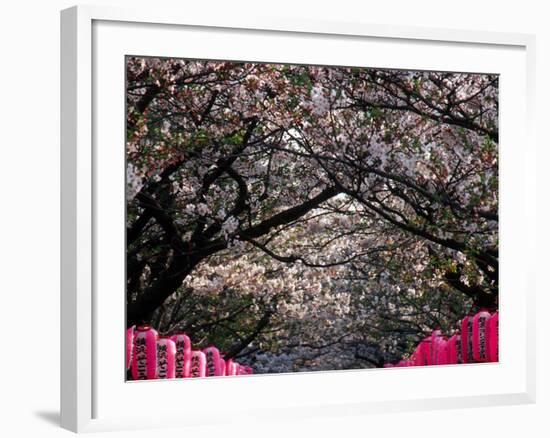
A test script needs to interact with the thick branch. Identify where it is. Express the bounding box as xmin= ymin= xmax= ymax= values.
xmin=224 ymin=310 xmax=273 ymax=359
